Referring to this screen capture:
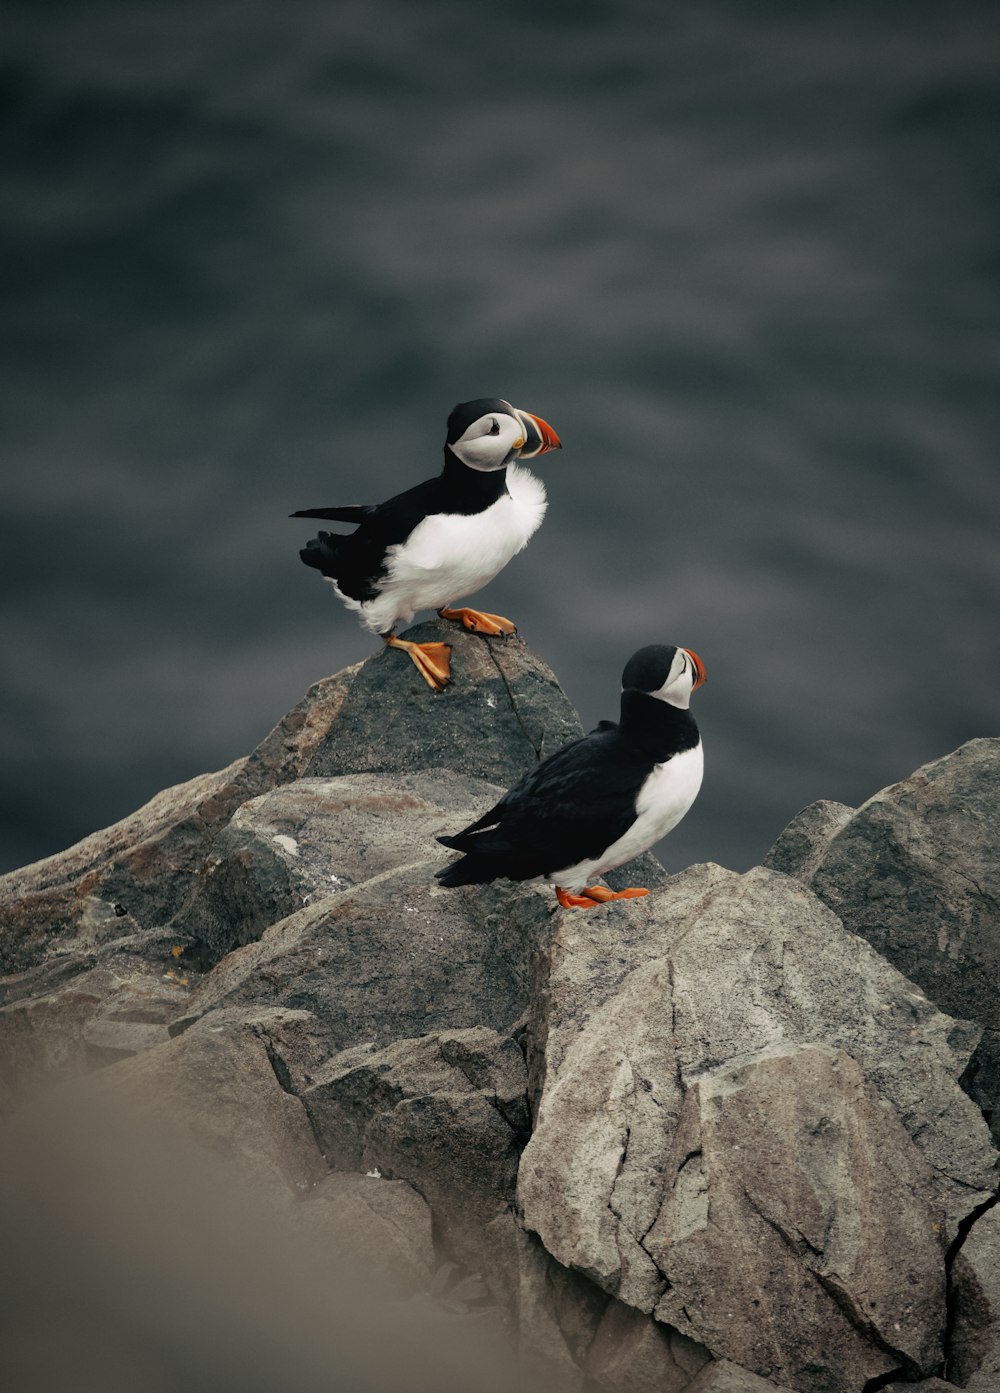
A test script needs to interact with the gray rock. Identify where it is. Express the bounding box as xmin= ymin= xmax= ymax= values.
xmin=807 ymin=739 xmax=1000 ymax=1139
xmin=951 ymin=1202 xmax=1000 ymax=1390
xmin=0 ymin=940 xmax=195 ymax=1108
xmin=0 ymin=666 xmax=359 ymax=972
xmin=518 ymin=862 xmax=995 ymax=1392
xmin=762 ymin=800 xmax=854 ymax=881
xmin=646 ymin=1043 xmax=946 ymax=1386
xmin=93 ymin=1007 xmax=328 ymax=1199
xmin=585 ymin=1299 xmax=711 ymax=1392
xmin=881 ymin=1383 xmax=956 ymax=1393
xmin=686 ymin=1362 xmax=799 ymax=1393
xmin=175 ymin=864 xmax=553 ymax=1055
xmin=178 ymin=830 xmax=557 ymax=1047
xmin=174 ymin=769 xmax=507 ymax=963
xmin=303 ymin=1027 xmax=528 ymax=1268
xmin=483 ymin=1212 xmax=610 ymax=1393
xmin=292 ymin=1170 xmax=436 ymax=1297
xmin=303 ymin=619 xmax=584 ymax=787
